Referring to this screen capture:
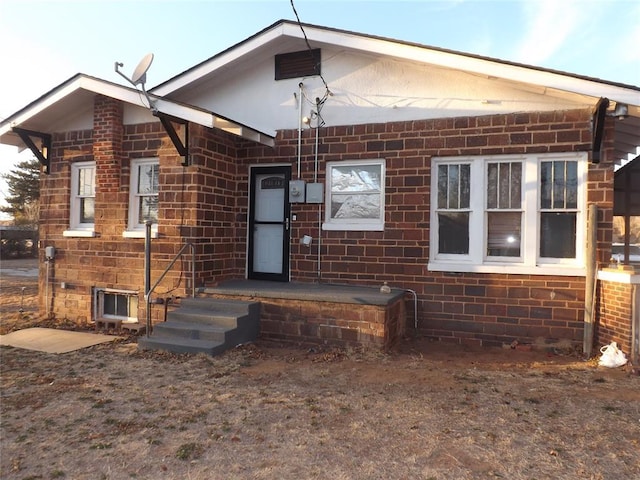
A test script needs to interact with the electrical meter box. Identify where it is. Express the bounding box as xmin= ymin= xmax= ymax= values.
xmin=289 ymin=180 xmax=306 ymax=203
xmin=306 ymin=183 xmax=324 ymax=203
